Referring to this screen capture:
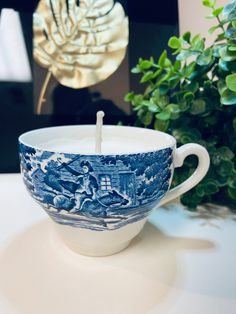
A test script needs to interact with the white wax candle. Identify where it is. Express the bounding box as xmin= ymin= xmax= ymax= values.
xmin=38 ymin=137 xmax=156 ymax=154
xmin=95 ymin=111 xmax=104 ymax=154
